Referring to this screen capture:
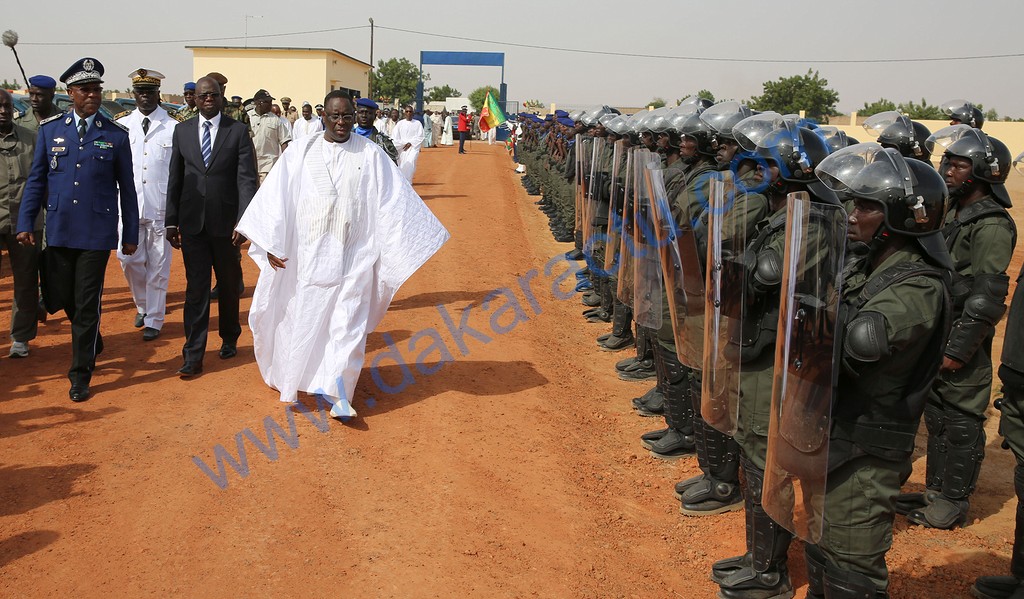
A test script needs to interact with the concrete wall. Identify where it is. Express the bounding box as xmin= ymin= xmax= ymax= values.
xmin=190 ymin=48 xmax=368 ymax=108
xmin=832 ymin=119 xmax=1024 ymax=159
